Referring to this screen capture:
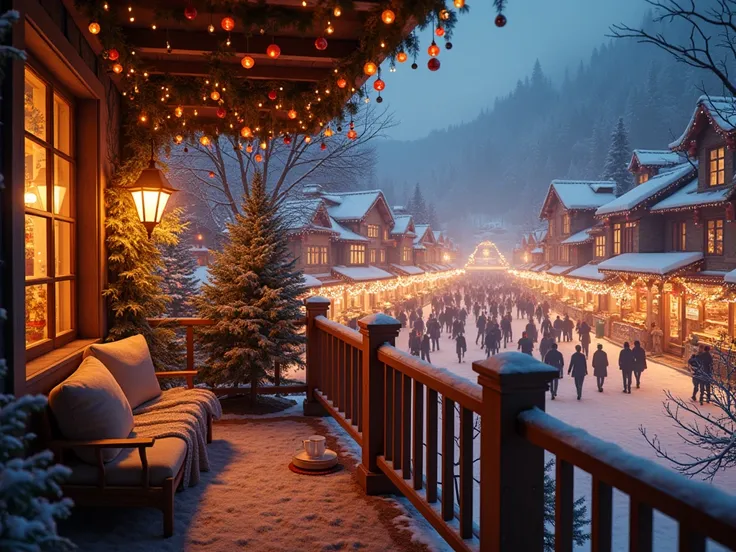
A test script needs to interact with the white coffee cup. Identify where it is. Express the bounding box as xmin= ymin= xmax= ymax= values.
xmin=303 ymin=435 xmax=326 ymax=458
